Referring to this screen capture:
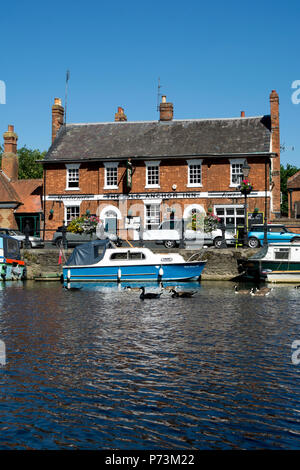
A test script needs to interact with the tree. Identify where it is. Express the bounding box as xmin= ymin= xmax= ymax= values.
xmin=280 ymin=163 xmax=299 ymax=216
xmin=17 ymin=146 xmax=45 ymax=179
xmin=0 ymin=145 xmax=45 ymax=179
